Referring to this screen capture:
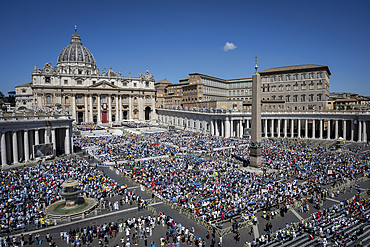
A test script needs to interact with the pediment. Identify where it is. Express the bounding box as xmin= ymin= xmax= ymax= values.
xmin=88 ymin=81 xmax=119 ymax=89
